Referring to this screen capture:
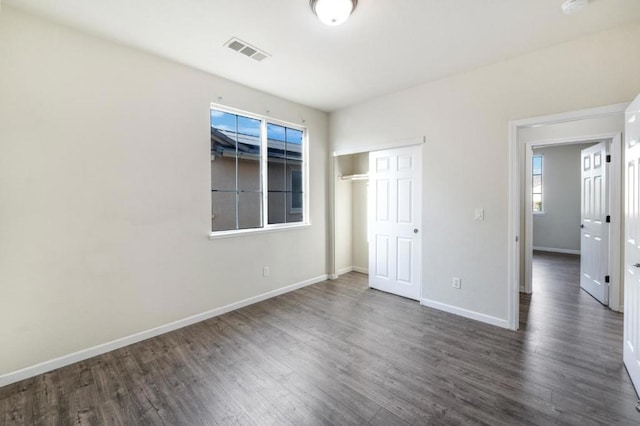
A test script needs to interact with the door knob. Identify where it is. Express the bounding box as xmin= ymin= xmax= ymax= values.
xmin=414 ymin=229 xmax=419 ymax=234
xmin=580 ymin=224 xmax=584 ymax=228
xmin=634 ymin=263 xmax=640 ymax=268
